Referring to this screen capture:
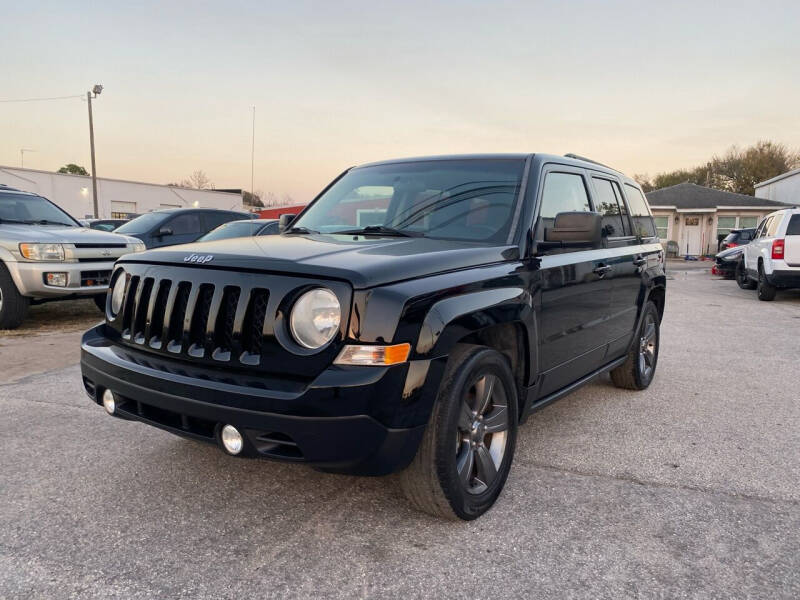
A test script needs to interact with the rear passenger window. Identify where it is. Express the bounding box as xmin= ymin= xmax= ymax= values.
xmin=623 ymin=184 xmax=657 ymax=238
xmin=786 ymin=215 xmax=800 ymax=236
xmin=535 ymin=172 xmax=592 ymax=243
xmin=592 ymin=178 xmax=628 ymax=238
